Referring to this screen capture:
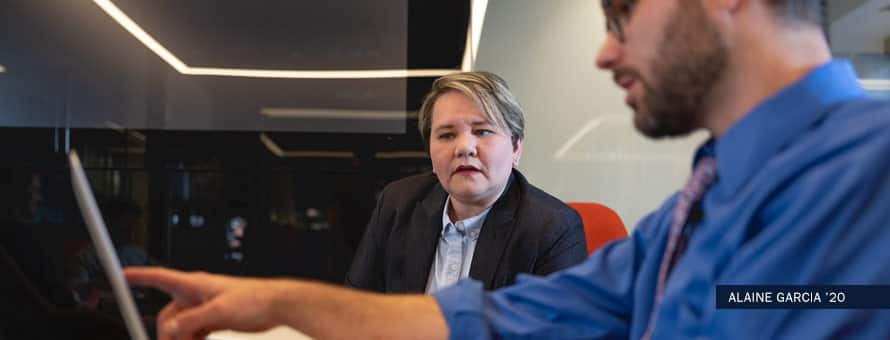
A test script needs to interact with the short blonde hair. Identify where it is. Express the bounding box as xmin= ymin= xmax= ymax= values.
xmin=418 ymin=71 xmax=525 ymax=149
